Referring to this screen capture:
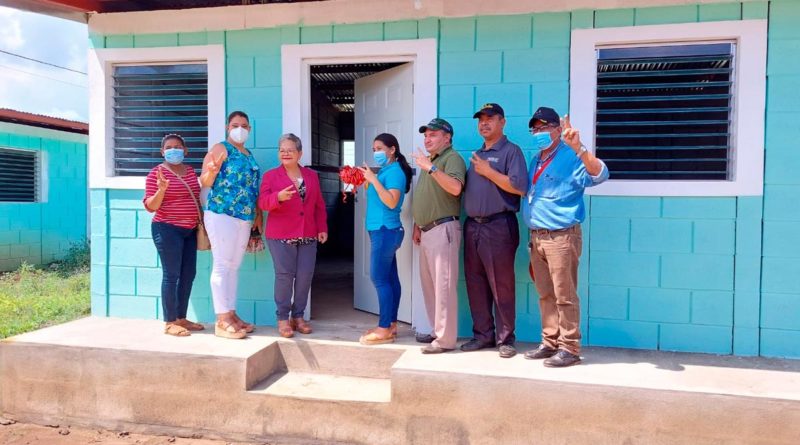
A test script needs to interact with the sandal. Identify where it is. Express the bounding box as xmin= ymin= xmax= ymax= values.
xmin=215 ymin=320 xmax=247 ymax=339
xmin=390 ymin=322 xmax=398 ymax=337
xmin=278 ymin=320 xmax=294 ymax=338
xmin=231 ymin=312 xmax=255 ymax=333
xmin=165 ymin=323 xmax=190 ymax=337
xmin=359 ymin=330 xmax=395 ymax=346
xmin=176 ymin=319 xmax=205 ymax=331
